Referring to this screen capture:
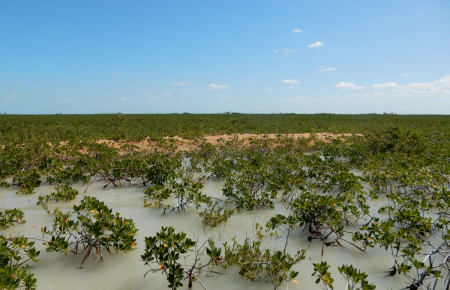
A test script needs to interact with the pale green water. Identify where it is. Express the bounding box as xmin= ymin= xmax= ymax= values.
xmin=0 ymin=180 xmax=413 ymax=290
